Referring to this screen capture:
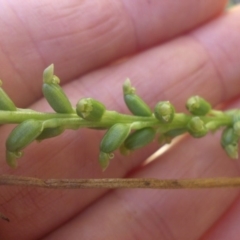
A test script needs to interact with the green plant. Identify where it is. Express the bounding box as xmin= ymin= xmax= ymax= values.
xmin=2 ymin=66 xmax=240 ymax=222
xmin=0 ymin=64 xmax=239 ymax=171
